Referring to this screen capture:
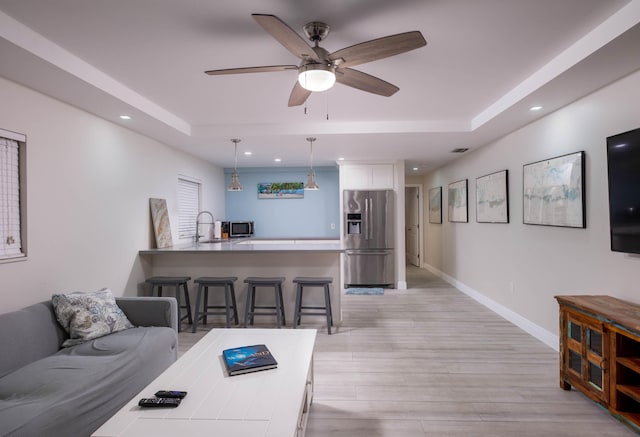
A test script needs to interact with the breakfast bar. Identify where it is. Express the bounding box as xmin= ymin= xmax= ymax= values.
xmin=139 ymin=239 xmax=343 ymax=326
